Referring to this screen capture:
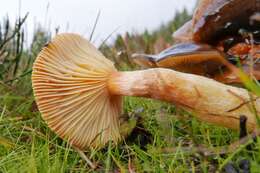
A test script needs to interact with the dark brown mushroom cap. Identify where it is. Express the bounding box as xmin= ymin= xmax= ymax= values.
xmin=192 ymin=0 xmax=260 ymax=43
xmin=173 ymin=0 xmax=260 ymax=43
xmin=134 ymin=0 xmax=260 ymax=80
